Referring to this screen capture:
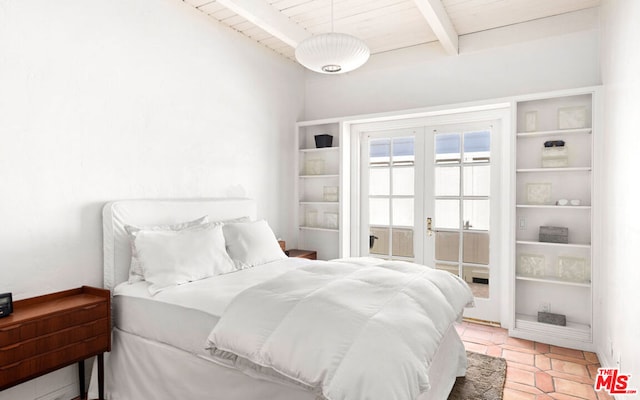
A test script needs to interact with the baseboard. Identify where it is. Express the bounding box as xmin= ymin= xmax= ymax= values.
xmin=34 ymin=383 xmax=77 ymax=400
